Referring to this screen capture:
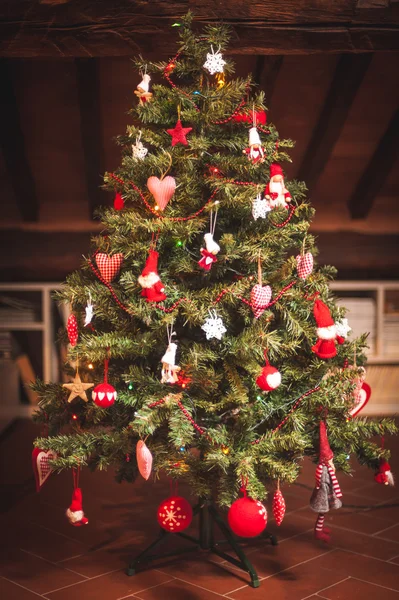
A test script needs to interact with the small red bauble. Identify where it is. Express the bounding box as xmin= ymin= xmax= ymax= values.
xmin=92 ymin=382 xmax=117 ymax=407
xmin=67 ymin=314 xmax=78 ymax=347
xmin=228 ymin=496 xmax=267 ymax=538
xmin=157 ymin=495 xmax=193 ymax=533
xmin=256 ymin=365 xmax=281 ymax=391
